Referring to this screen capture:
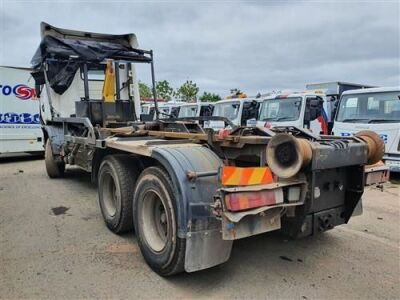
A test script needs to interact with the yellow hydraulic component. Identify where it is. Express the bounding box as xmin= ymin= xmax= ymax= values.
xmin=102 ymin=60 xmax=115 ymax=102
